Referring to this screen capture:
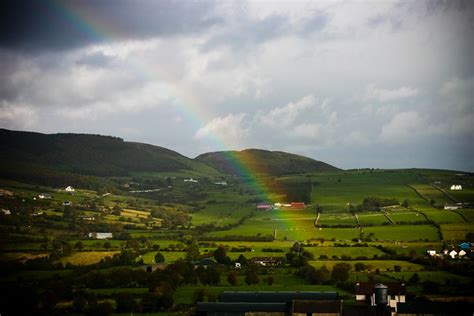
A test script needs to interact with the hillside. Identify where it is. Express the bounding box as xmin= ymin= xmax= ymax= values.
xmin=0 ymin=129 xmax=219 ymax=177
xmin=195 ymin=149 xmax=340 ymax=176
